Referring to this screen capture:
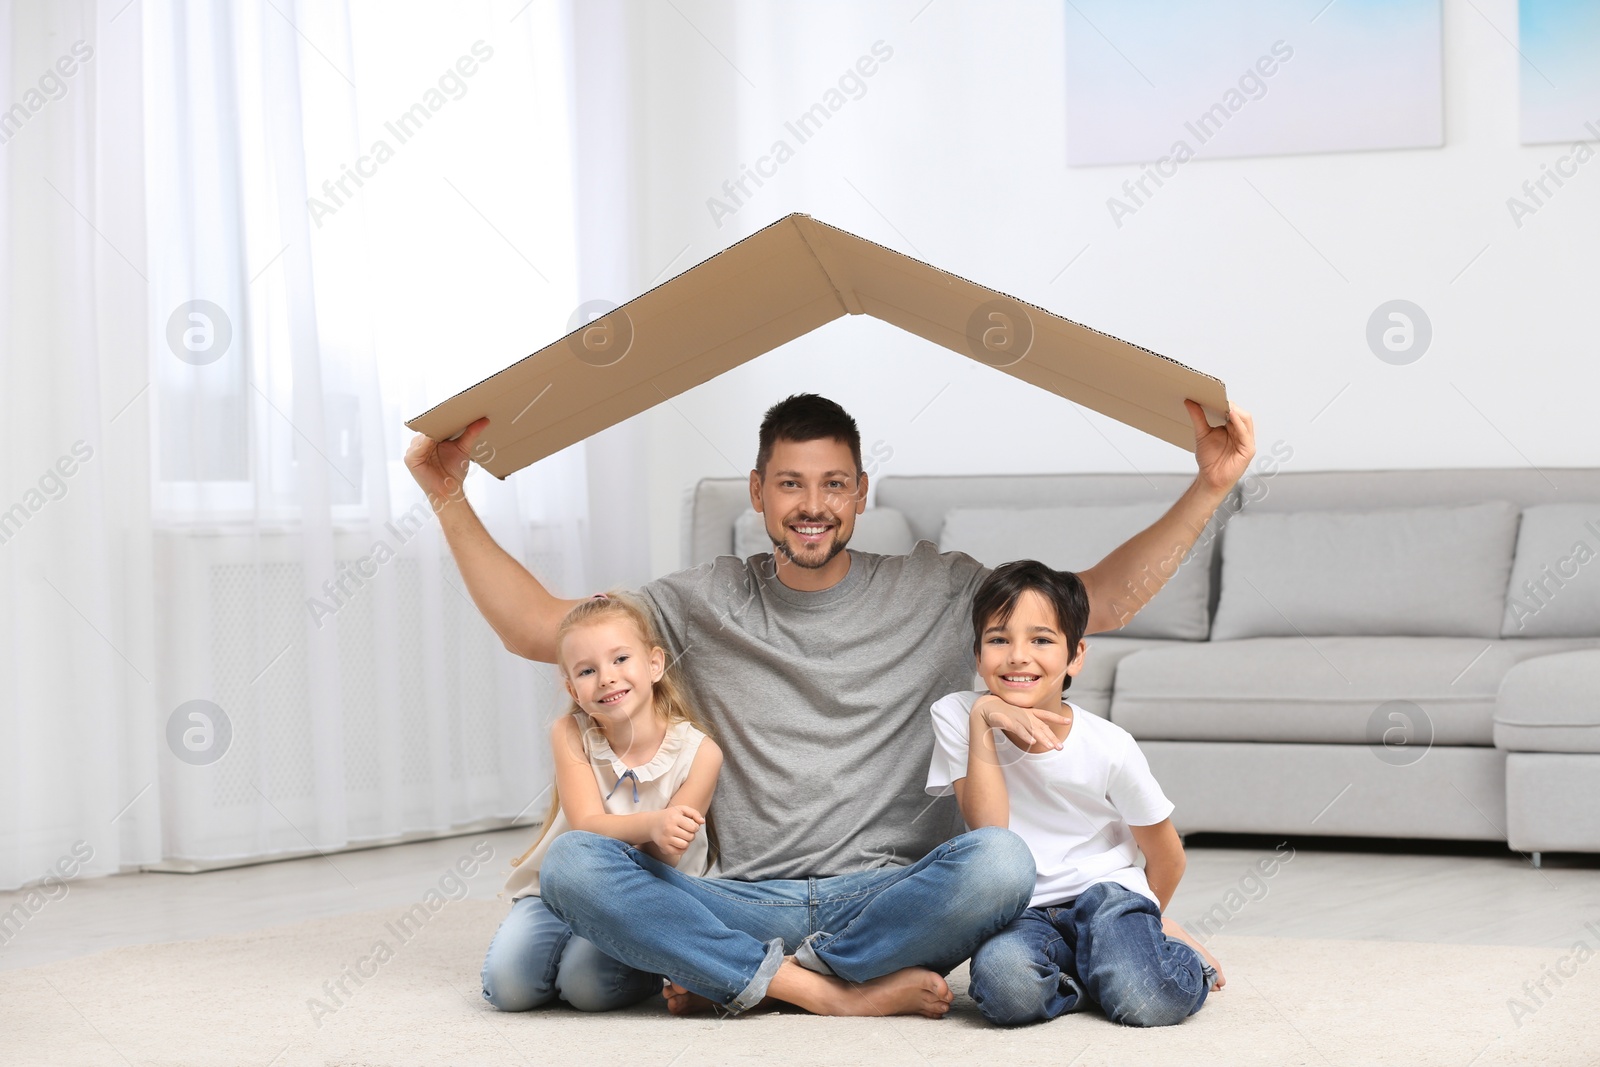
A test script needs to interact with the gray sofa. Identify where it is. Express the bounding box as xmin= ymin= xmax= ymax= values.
xmin=683 ymin=468 xmax=1600 ymax=859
